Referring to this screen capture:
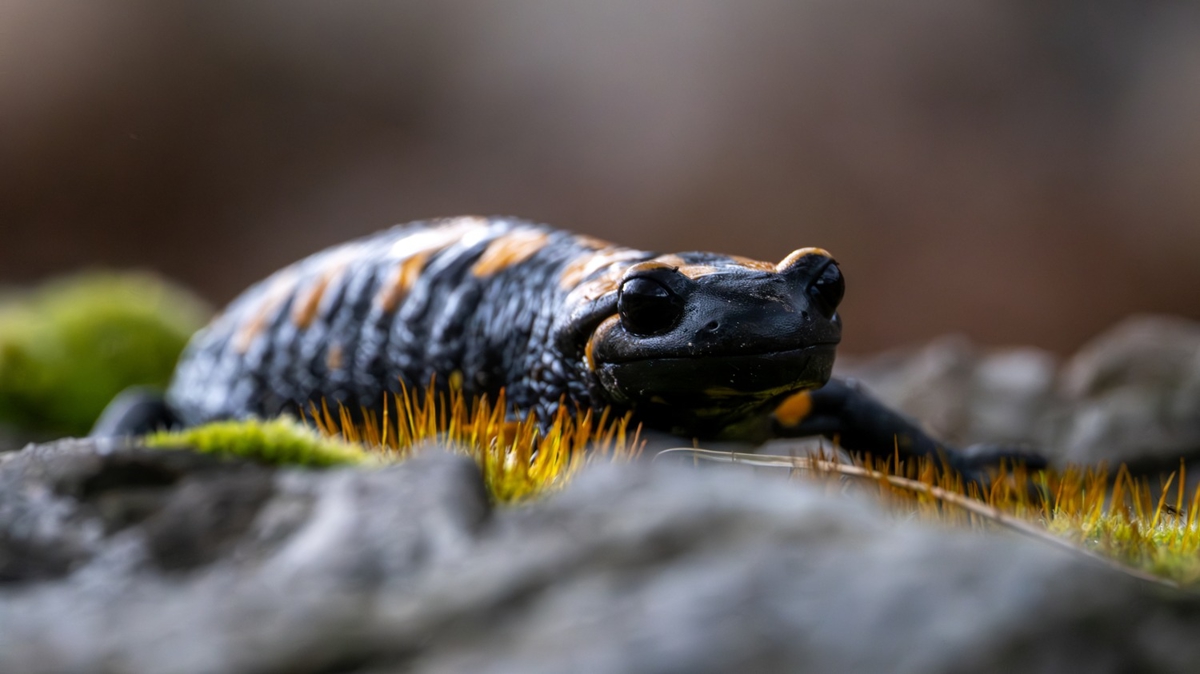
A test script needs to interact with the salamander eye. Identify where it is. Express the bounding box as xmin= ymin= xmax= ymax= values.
xmin=618 ymin=275 xmax=686 ymax=336
xmin=807 ymin=261 xmax=844 ymax=317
